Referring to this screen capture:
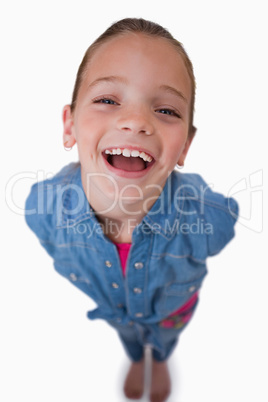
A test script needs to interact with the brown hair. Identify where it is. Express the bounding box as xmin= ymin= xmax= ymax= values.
xmin=70 ymin=18 xmax=196 ymax=135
